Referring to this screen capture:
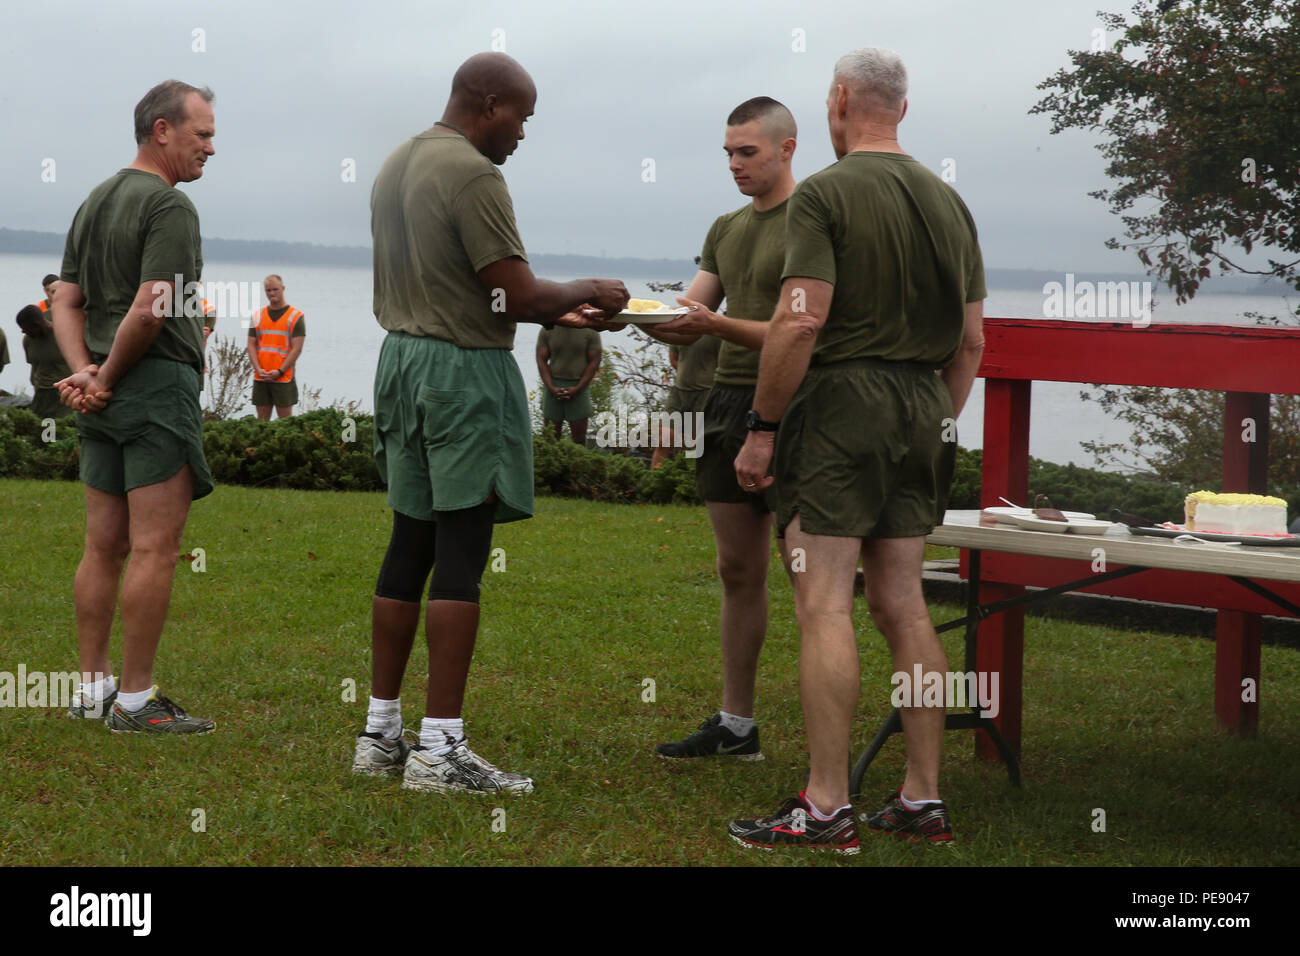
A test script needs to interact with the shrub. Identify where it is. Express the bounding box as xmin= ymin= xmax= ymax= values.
xmin=202 ymin=408 xmax=380 ymax=491
xmin=0 ymin=407 xmax=80 ymax=480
